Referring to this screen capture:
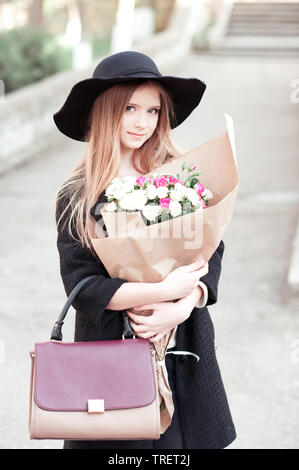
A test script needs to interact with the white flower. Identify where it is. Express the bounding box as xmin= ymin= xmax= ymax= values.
xmin=201 ymin=189 xmax=213 ymax=200
xmin=142 ymin=204 xmax=162 ymax=221
xmin=119 ymin=190 xmax=147 ymax=211
xmin=106 ymin=181 xmax=126 ymax=200
xmin=119 ymin=195 xmax=135 ymax=211
xmin=111 ymin=186 xmax=127 ymax=200
xmin=105 ymin=201 xmax=117 ymax=212
xmin=169 ymin=189 xmax=183 ymax=202
xmin=133 ymin=189 xmax=147 ymax=210
xmin=105 ymin=184 xmax=116 ymax=197
xmin=146 ymin=184 xmax=158 ymax=200
xmin=169 ymin=200 xmax=182 ymax=218
xmin=174 ymin=182 xmax=186 ymax=193
xmin=122 ymin=182 xmax=135 ymax=193
xmin=122 ymin=176 xmax=137 ymax=185
xmin=185 ymin=187 xmax=200 ymax=206
xmin=106 ymin=176 xmax=137 ymax=199
xmin=122 ymin=176 xmax=137 ymax=192
xmin=111 ymin=177 xmax=121 ymax=184
xmin=156 ymin=186 xmax=169 ymax=199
